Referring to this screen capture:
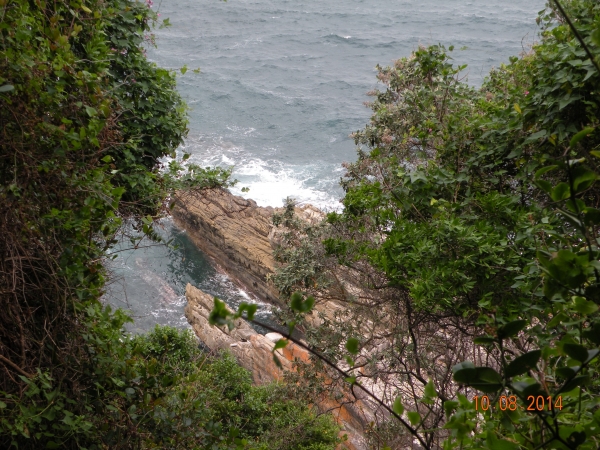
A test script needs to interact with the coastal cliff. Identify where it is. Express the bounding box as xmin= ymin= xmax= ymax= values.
xmin=172 ymin=188 xmax=280 ymax=304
